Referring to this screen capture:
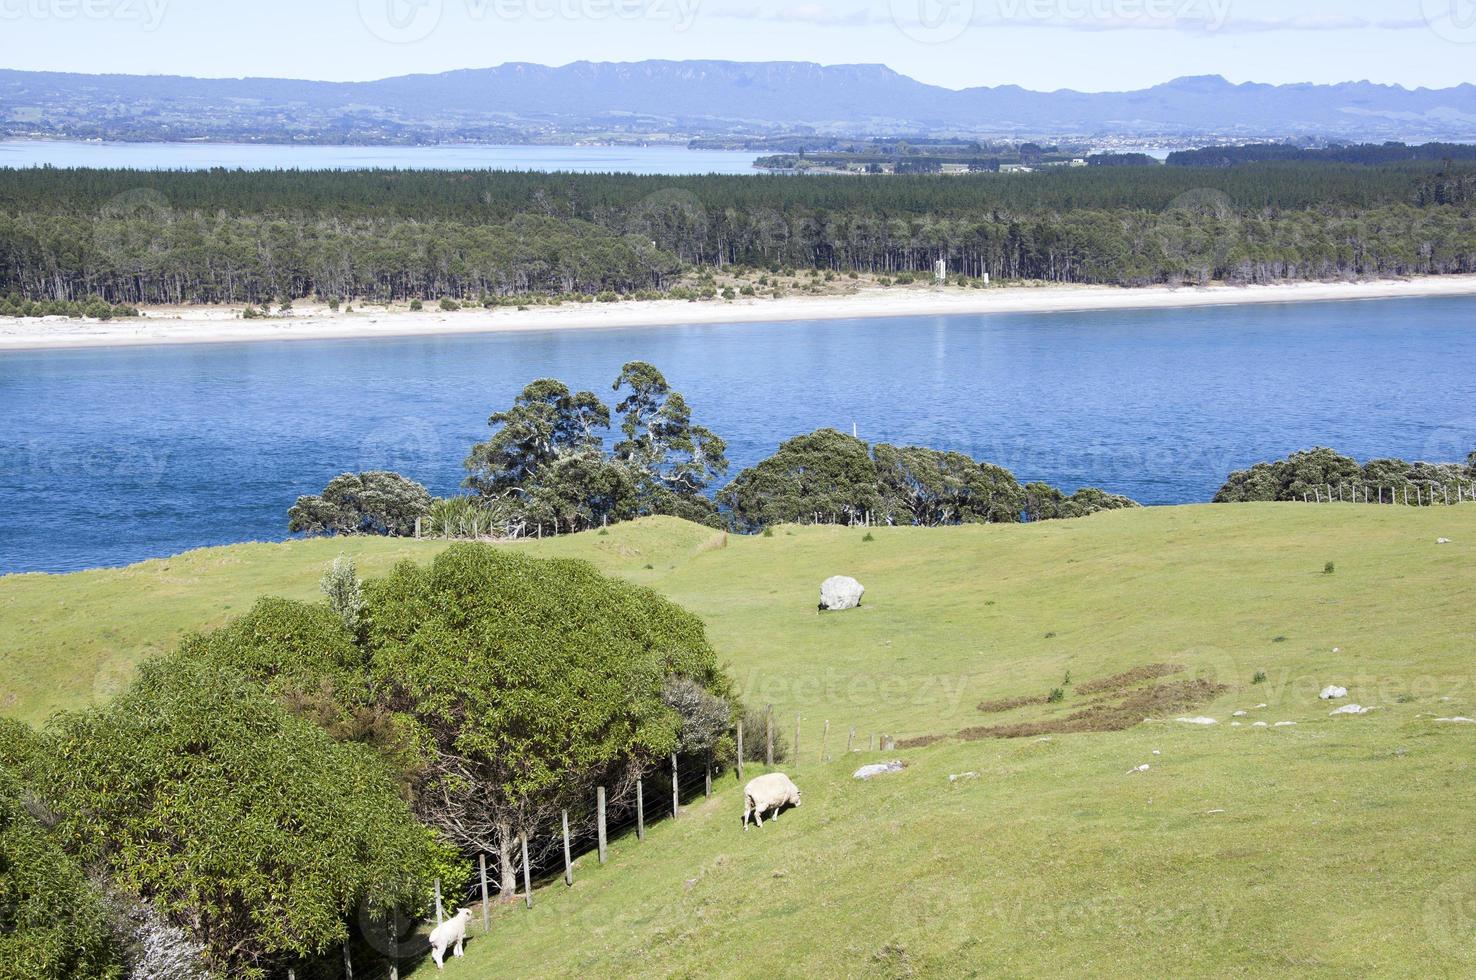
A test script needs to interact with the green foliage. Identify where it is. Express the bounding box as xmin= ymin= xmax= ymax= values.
xmin=1324 ymin=561 xmax=1336 ymax=575
xmin=33 ymin=657 xmax=456 ymax=978
xmin=721 ymin=429 xmax=1133 ymax=530
xmin=1 ymin=748 xmax=123 ymax=980
xmin=612 ymin=361 xmax=729 ymax=498
xmin=438 ymin=297 xmax=459 ymax=311
xmin=660 ymin=676 xmax=735 ymax=757
xmin=288 ymin=470 xmax=432 ymax=537
xmin=1253 ymin=670 xmax=1268 ymax=684
xmin=363 ymin=544 xmax=729 ymax=889
xmin=421 ymin=494 xmax=515 ymax=538
xmin=1215 ymin=447 xmax=1476 ymax=503
xmin=1047 ymin=687 xmax=1065 ymax=703
xmin=408 ymin=298 xmax=423 ymax=311
xmin=719 ymin=429 xmax=883 ymax=531
xmin=464 ymin=378 xmax=609 ymax=500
